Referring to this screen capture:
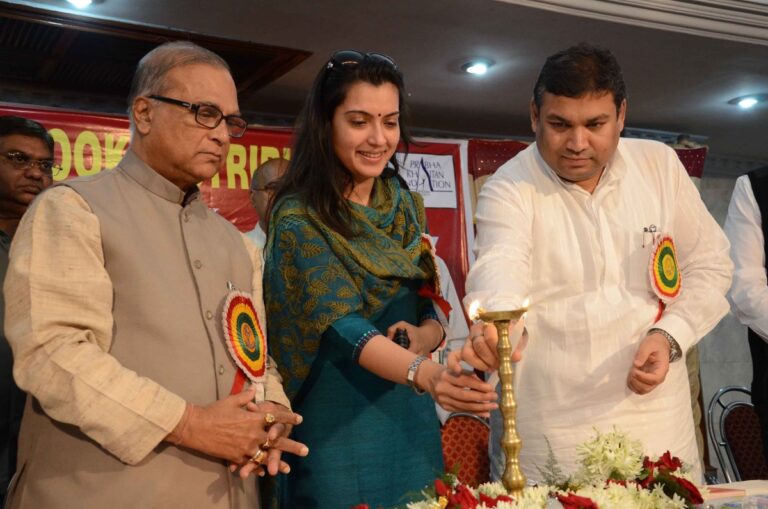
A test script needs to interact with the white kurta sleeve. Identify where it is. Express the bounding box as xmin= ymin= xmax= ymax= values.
xmin=724 ymin=175 xmax=768 ymax=342
xmin=653 ymin=151 xmax=733 ymax=352
xmin=465 ymin=168 xmax=532 ymax=311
